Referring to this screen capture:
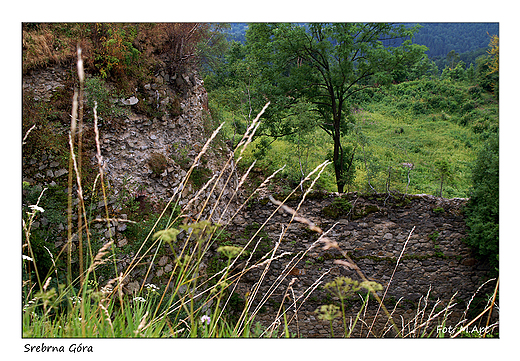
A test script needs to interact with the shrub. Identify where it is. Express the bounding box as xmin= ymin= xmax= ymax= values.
xmin=191 ymin=167 xmax=213 ymax=189
xmin=465 ymin=133 xmax=499 ymax=271
xmin=84 ymin=76 xmax=126 ymax=120
xmin=322 ymin=196 xmax=352 ymax=218
xmin=147 ymin=152 xmax=168 ymax=176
